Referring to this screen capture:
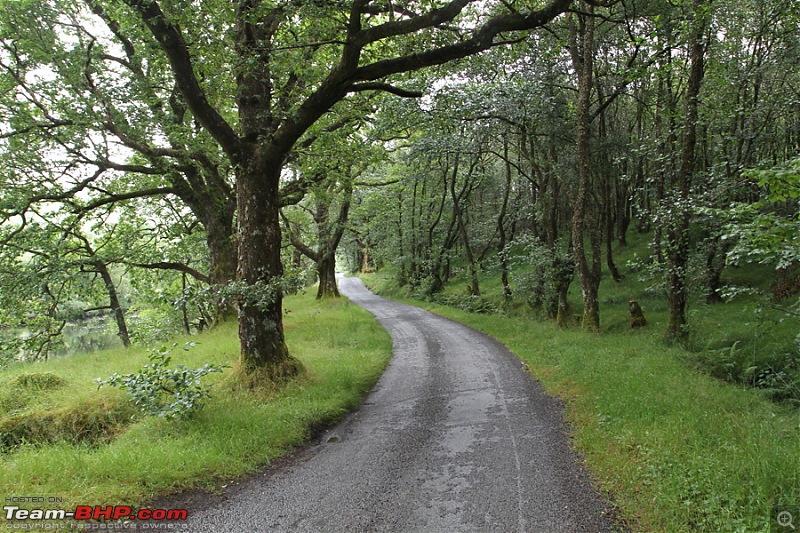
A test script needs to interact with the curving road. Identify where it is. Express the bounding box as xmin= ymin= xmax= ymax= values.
xmin=174 ymin=277 xmax=618 ymax=532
